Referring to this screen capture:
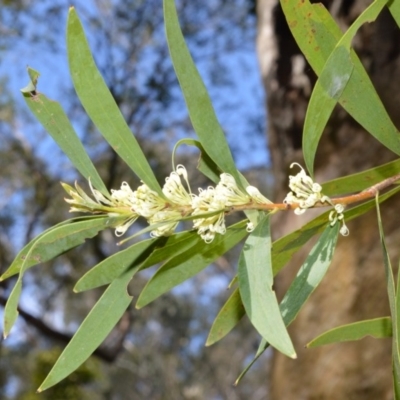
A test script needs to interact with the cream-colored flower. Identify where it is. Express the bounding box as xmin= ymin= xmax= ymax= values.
xmin=246 ymin=185 xmax=272 ymax=204
xmin=62 ymin=181 xmax=113 ymax=213
xmin=131 ymin=183 xmax=166 ymax=219
xmin=215 ymin=173 xmax=249 ymax=206
xmin=162 ymin=165 xmax=192 ymax=206
xmin=148 ymin=209 xmax=182 ymax=238
xmin=329 ymin=203 xmax=349 ymax=236
xmin=283 ymin=163 xmax=329 ymax=213
xmin=111 ymin=181 xmax=136 ymax=207
xmin=192 ymin=187 xmax=226 ymax=243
